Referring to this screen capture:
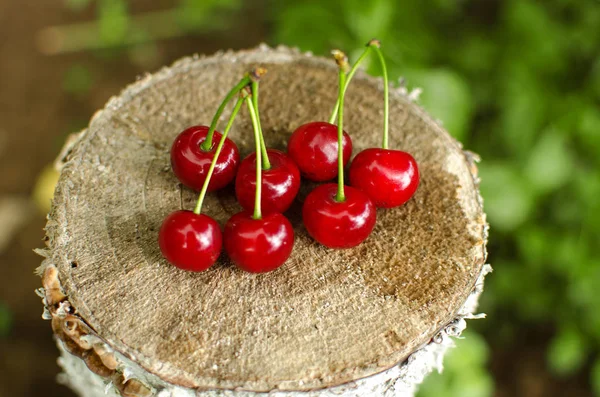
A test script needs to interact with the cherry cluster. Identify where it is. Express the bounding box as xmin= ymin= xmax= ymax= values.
xmin=158 ymin=40 xmax=419 ymax=274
